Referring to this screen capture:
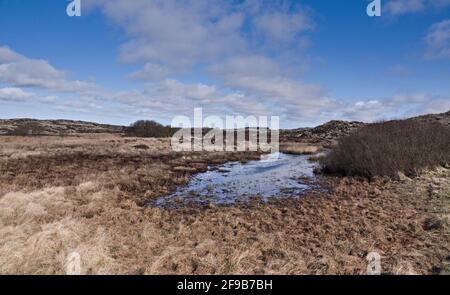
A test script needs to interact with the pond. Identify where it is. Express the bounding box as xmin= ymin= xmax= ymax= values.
xmin=153 ymin=152 xmax=317 ymax=207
